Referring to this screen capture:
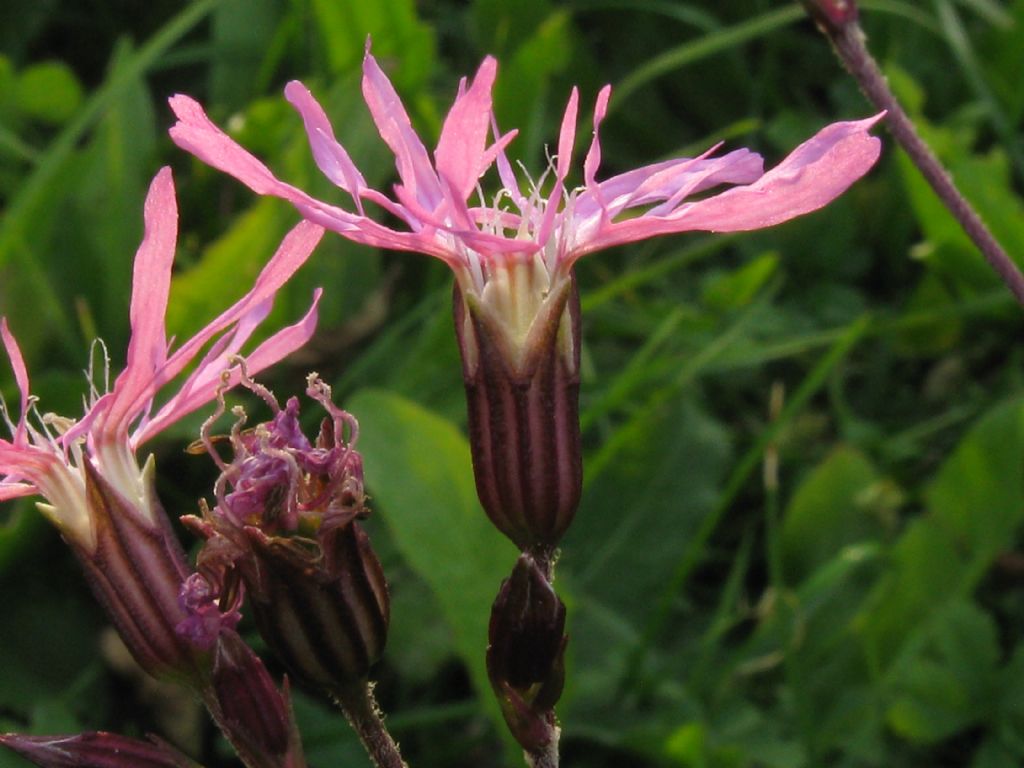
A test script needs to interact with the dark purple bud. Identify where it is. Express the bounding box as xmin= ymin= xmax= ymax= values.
xmin=486 ymin=554 xmax=567 ymax=753
xmin=801 ymin=0 xmax=858 ymax=33
xmin=453 ymin=273 xmax=583 ymax=551
xmin=206 ymin=631 xmax=296 ymax=764
xmin=0 ymin=732 xmax=198 ymax=768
